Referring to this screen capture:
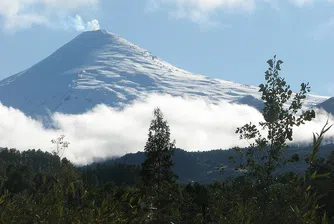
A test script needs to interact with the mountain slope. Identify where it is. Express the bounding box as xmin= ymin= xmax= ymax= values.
xmin=317 ymin=97 xmax=334 ymax=115
xmin=0 ymin=30 xmax=329 ymax=119
xmin=232 ymin=95 xmax=264 ymax=112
